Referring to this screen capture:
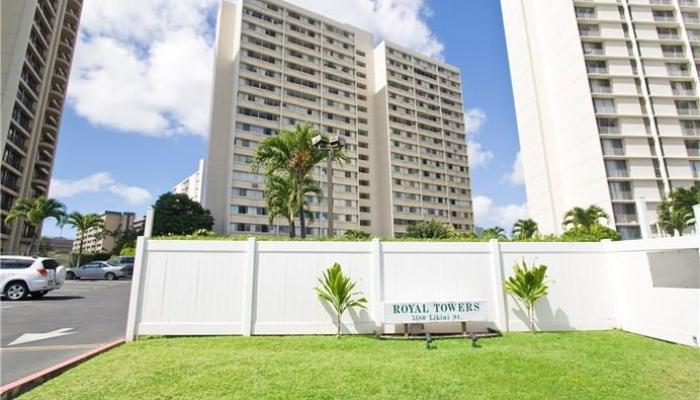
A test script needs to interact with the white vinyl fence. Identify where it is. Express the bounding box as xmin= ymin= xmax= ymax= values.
xmin=126 ymin=236 xmax=700 ymax=347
